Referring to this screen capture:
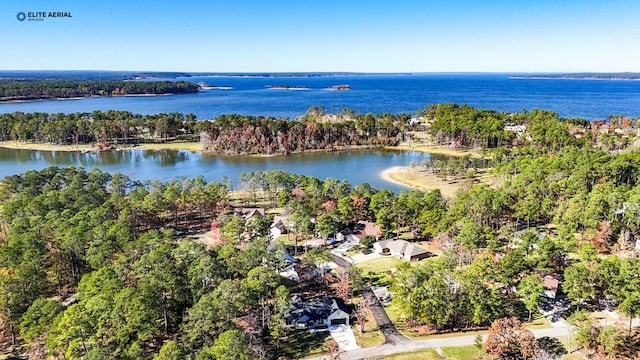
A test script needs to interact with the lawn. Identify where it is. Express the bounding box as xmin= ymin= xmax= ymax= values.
xmin=442 ymin=345 xmax=481 ymax=360
xmin=355 ymin=256 xmax=403 ymax=274
xmin=282 ymin=330 xmax=330 ymax=359
xmin=352 ymin=297 xmax=385 ymax=347
xmin=525 ymin=317 xmax=552 ymax=329
xmin=135 ymin=141 xmax=202 ymax=151
xmin=382 ymin=349 xmax=441 ymax=360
